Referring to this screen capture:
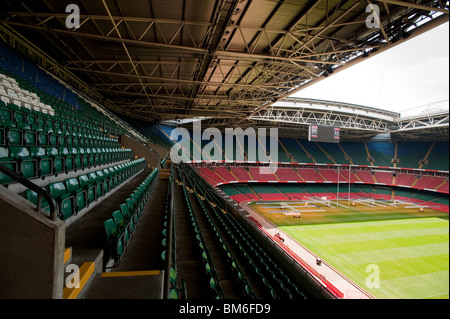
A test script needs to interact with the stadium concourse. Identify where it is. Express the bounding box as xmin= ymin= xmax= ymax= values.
xmin=0 ymin=0 xmax=449 ymax=301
